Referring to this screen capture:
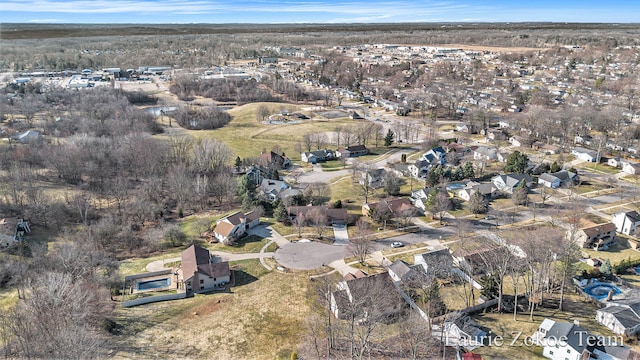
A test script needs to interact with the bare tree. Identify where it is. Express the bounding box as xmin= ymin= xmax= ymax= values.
xmin=308 ymin=207 xmax=328 ymax=239
xmin=256 ymin=104 xmax=270 ymax=124
xmin=433 ymin=189 xmax=452 ymax=225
